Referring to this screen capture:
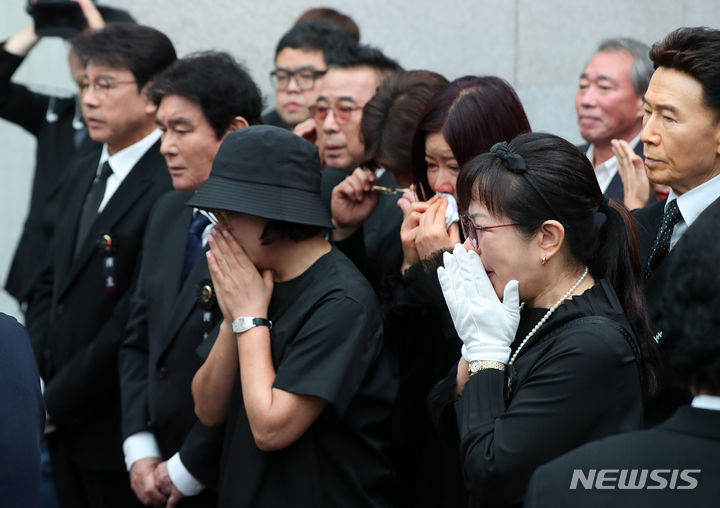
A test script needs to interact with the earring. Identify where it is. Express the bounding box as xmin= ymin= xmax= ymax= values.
xmin=541 ymin=255 xmax=547 ymax=265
